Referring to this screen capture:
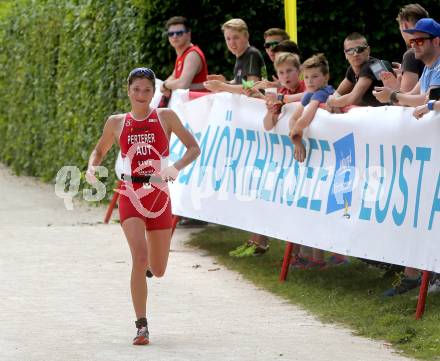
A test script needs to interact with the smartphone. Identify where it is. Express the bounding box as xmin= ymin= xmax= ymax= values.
xmin=369 ymin=60 xmax=394 ymax=80
xmin=429 ymin=87 xmax=440 ymax=100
